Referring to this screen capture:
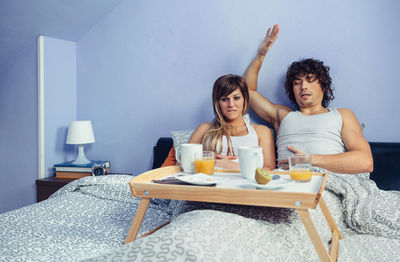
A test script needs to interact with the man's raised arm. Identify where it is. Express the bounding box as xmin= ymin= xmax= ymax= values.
xmin=244 ymin=24 xmax=280 ymax=93
xmin=244 ymin=25 xmax=290 ymax=131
